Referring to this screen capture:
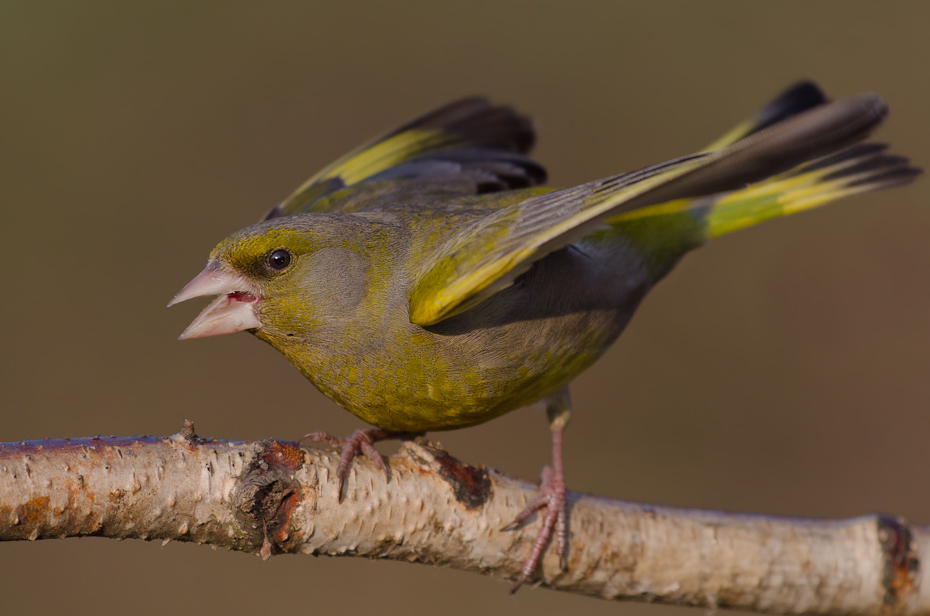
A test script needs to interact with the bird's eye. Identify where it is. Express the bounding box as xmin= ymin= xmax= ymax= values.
xmin=267 ymin=248 xmax=292 ymax=271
